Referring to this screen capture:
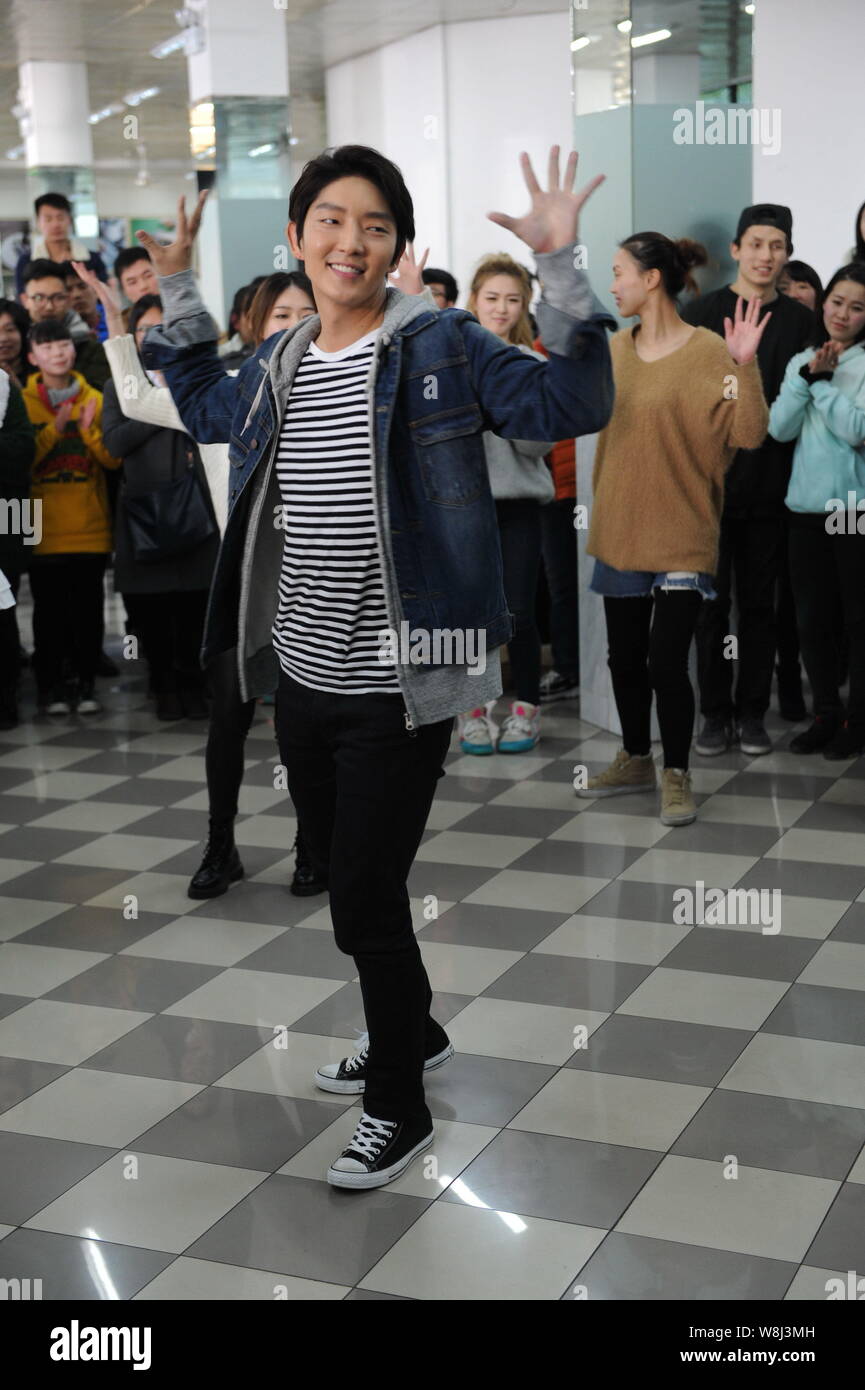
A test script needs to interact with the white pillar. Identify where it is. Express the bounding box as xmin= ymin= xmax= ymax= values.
xmin=18 ymin=60 xmax=93 ymax=168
